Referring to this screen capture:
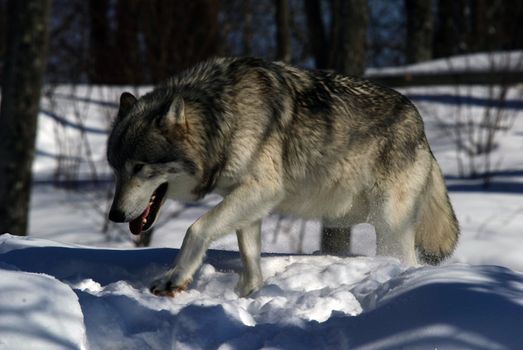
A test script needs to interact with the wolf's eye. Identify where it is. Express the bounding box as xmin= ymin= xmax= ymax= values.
xmin=133 ymin=163 xmax=144 ymax=174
